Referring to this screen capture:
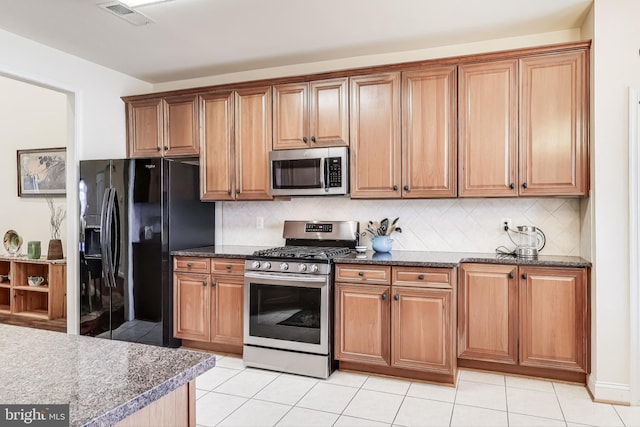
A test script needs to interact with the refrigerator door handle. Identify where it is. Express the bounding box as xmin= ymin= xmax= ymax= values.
xmin=111 ymin=190 xmax=121 ymax=286
xmin=102 ymin=188 xmax=117 ymax=288
xmin=100 ymin=188 xmax=112 ymax=288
